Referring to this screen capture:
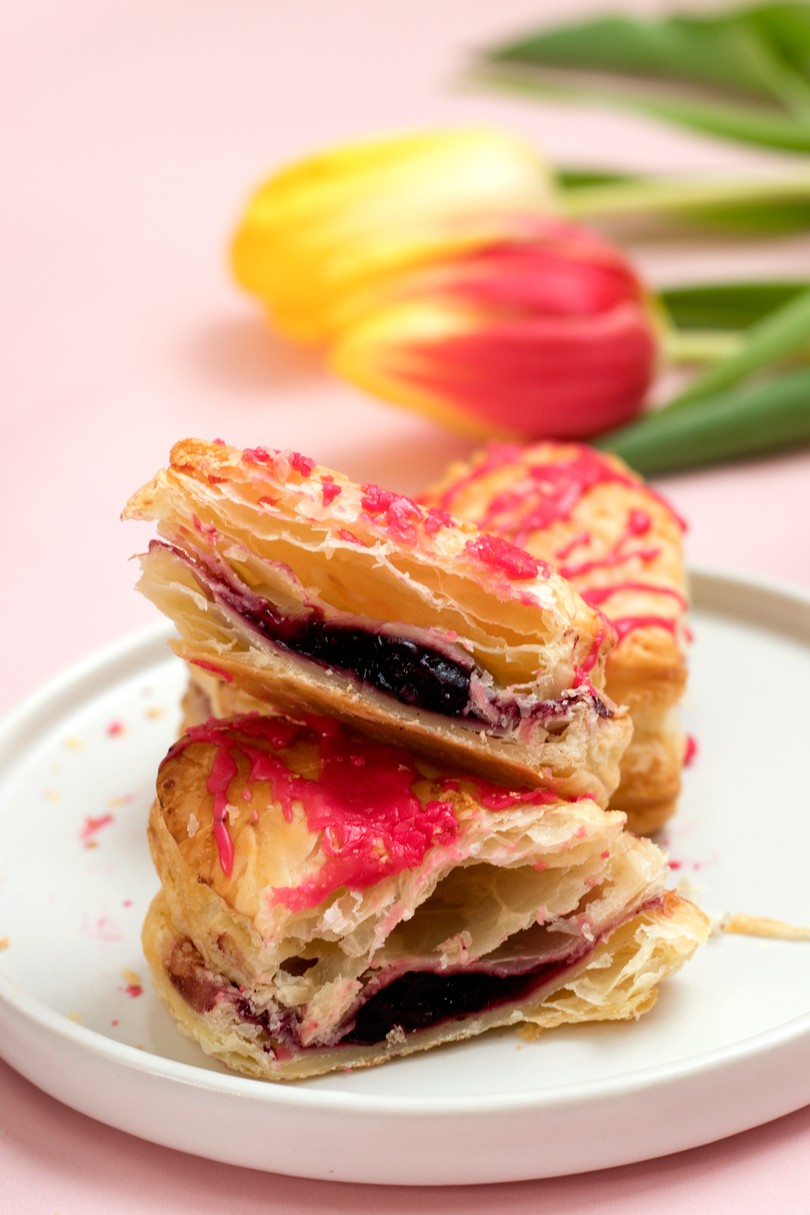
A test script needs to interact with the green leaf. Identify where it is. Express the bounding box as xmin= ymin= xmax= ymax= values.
xmin=661 ymin=281 xmax=810 ymax=331
xmin=489 ymin=13 xmax=785 ymax=100
xmin=595 ymin=366 xmax=810 ymax=476
xmin=560 ymin=167 xmax=810 ymax=234
xmin=479 ymin=4 xmax=810 ymax=153
xmin=667 ymin=286 xmax=810 ymax=406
